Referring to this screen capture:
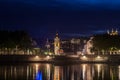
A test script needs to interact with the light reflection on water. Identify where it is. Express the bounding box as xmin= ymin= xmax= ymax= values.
xmin=0 ymin=63 xmax=119 ymax=80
